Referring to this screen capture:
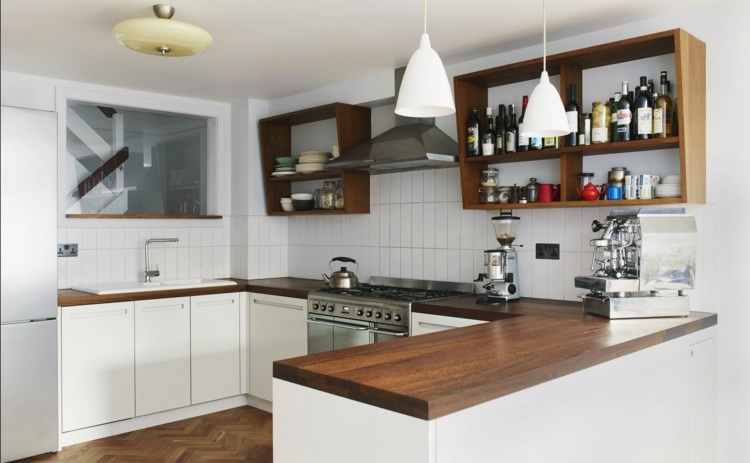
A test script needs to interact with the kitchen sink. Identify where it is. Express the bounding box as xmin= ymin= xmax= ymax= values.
xmin=71 ymin=278 xmax=237 ymax=295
